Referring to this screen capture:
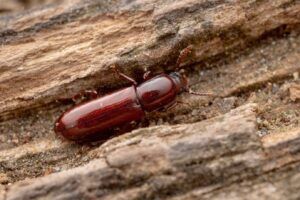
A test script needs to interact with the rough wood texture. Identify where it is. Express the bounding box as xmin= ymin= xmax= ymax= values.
xmin=0 ymin=0 xmax=299 ymax=120
xmin=0 ymin=104 xmax=263 ymax=199
xmin=0 ymin=0 xmax=63 ymax=14
xmin=3 ymin=104 xmax=300 ymax=200
xmin=0 ymin=0 xmax=299 ymax=199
